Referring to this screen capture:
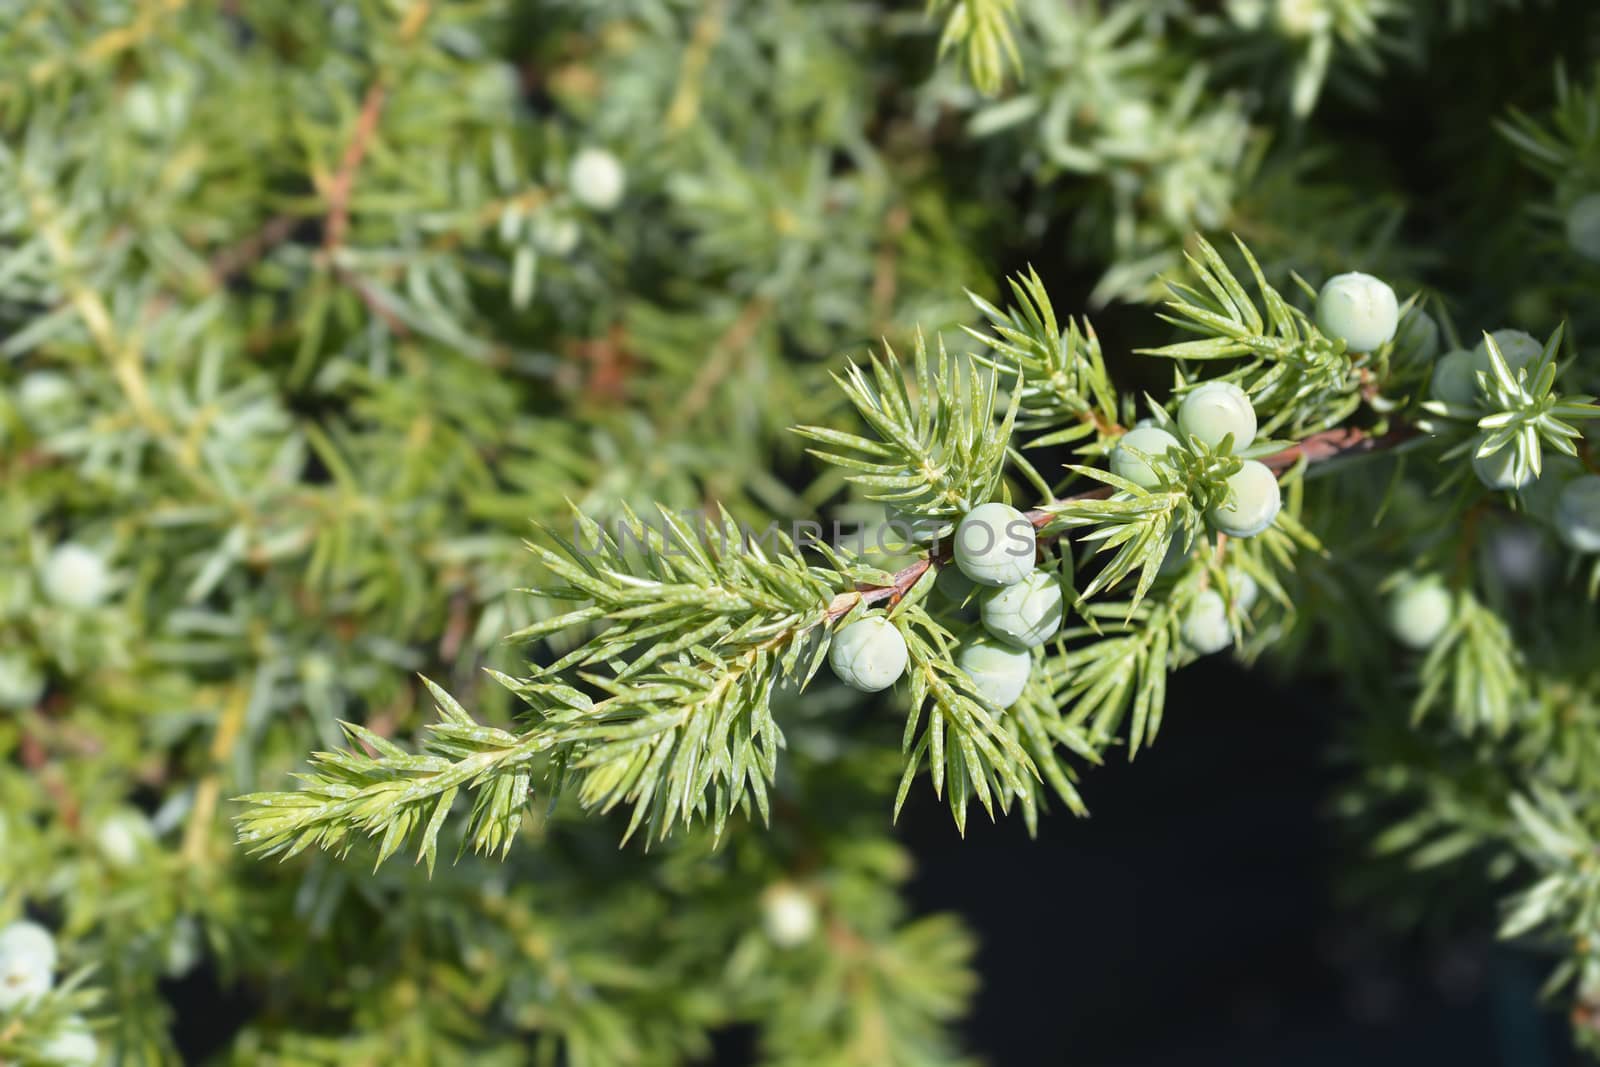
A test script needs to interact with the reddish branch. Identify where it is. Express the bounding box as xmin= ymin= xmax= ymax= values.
xmin=321 ymin=2 xmax=433 ymax=254
xmin=1263 ymin=423 xmax=1418 ymax=472
xmin=823 ymin=421 xmax=1412 ymax=621
xmin=322 ymin=81 xmax=389 ymax=254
